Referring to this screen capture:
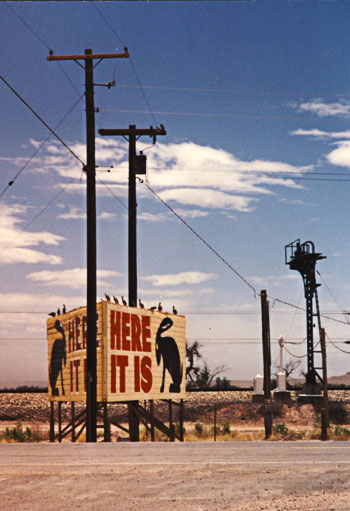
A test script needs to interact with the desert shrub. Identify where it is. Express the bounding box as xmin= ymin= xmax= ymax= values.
xmin=0 ymin=386 xmax=47 ymax=393
xmin=214 ymin=377 xmax=231 ymax=390
xmin=195 ymin=421 xmax=203 ymax=435
xmin=221 ymin=420 xmax=231 ymax=435
xmin=333 ymin=425 xmax=350 ymax=437
xmin=273 ymin=422 xmax=289 ymax=437
xmin=0 ymin=421 xmax=41 ymax=442
xmin=175 ymin=423 xmax=186 ymax=437
xmin=329 ymin=402 xmax=348 ymax=424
